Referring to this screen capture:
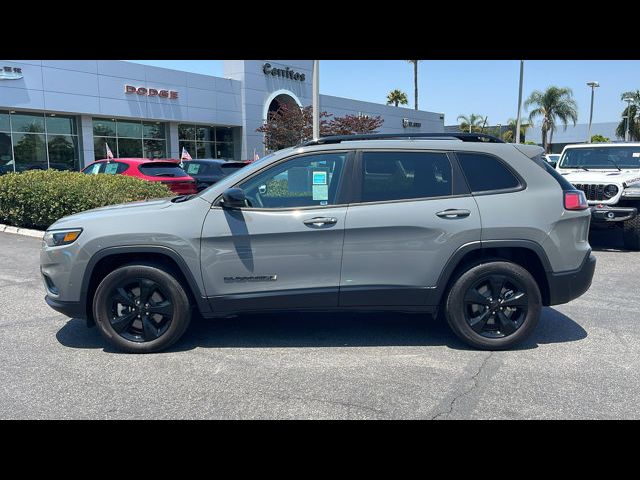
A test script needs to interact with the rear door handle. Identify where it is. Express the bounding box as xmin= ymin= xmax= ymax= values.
xmin=436 ymin=209 xmax=471 ymax=219
xmin=303 ymin=217 xmax=338 ymax=227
